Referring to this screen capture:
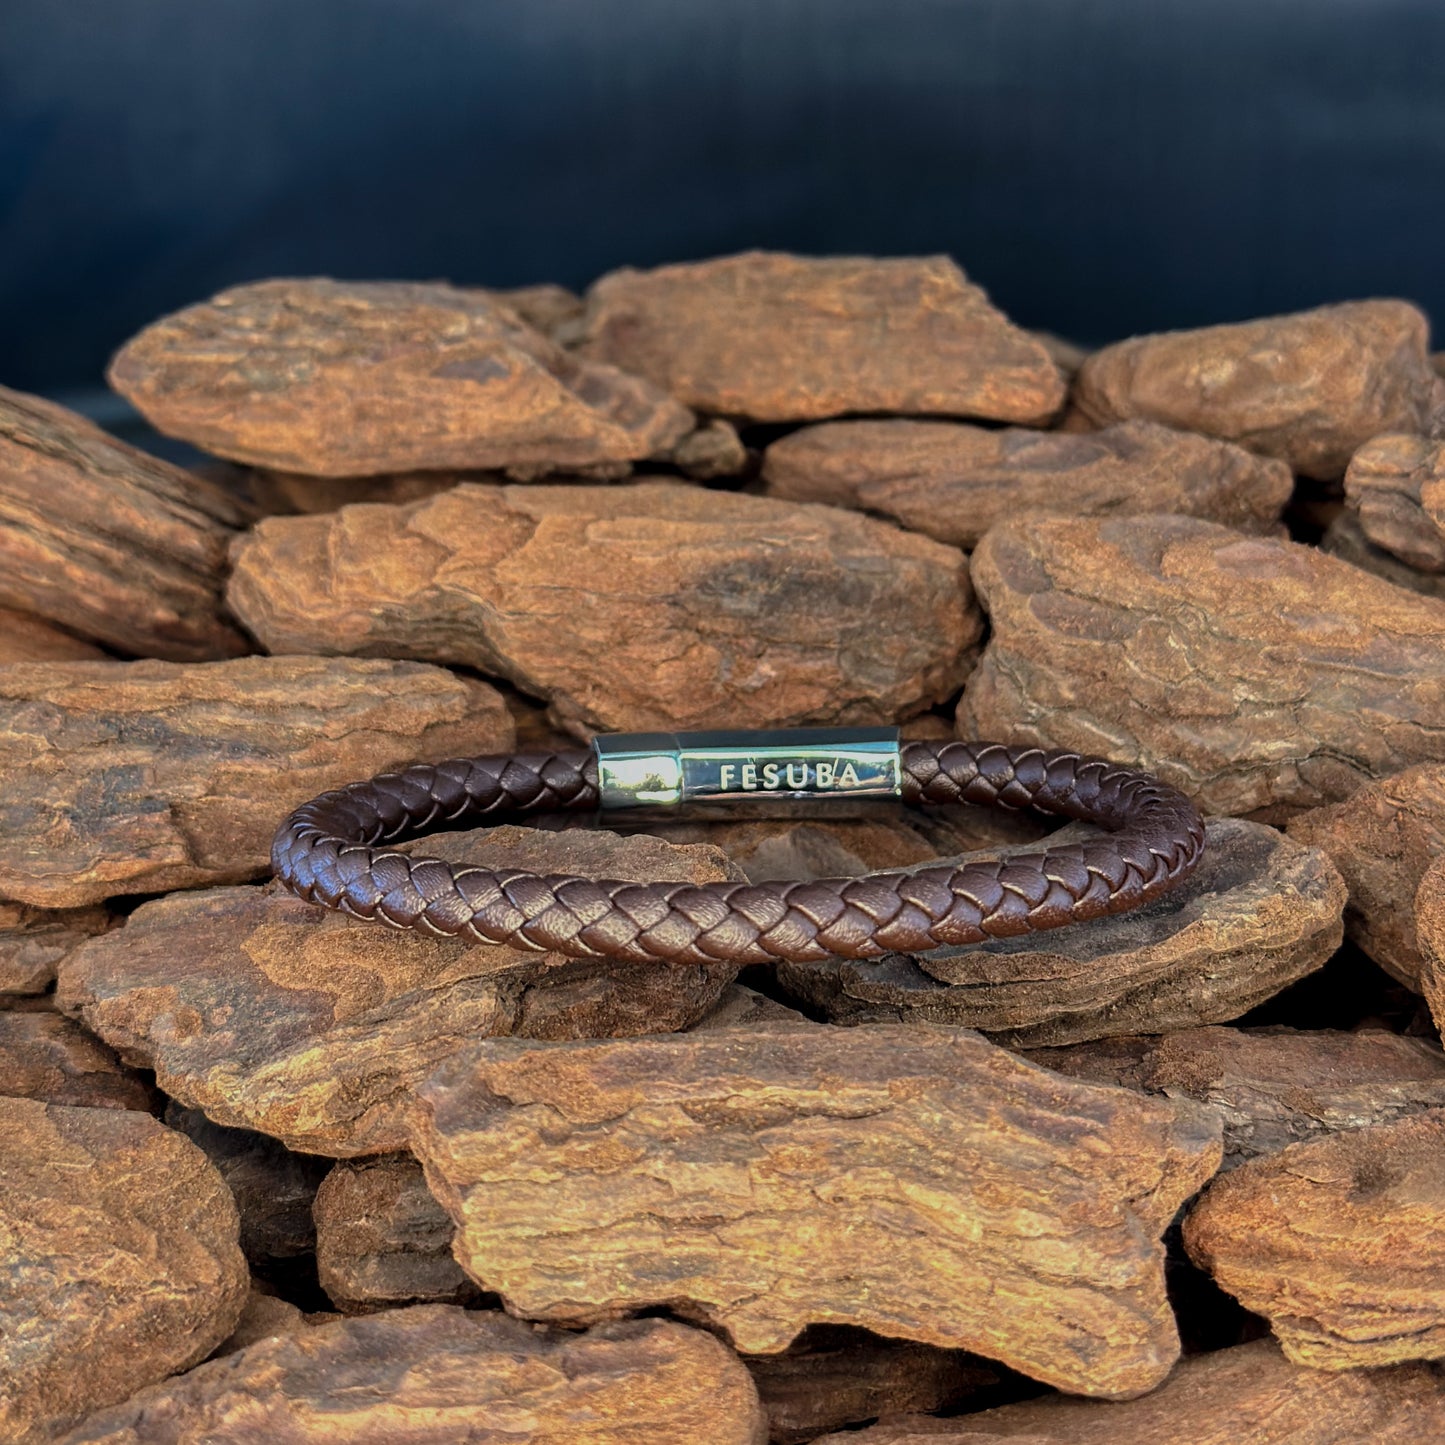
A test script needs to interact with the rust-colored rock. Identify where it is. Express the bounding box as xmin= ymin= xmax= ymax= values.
xmin=0 ymin=384 xmax=248 ymax=661
xmin=61 ymin=1307 xmax=767 ymax=1445
xmin=1421 ymin=857 xmax=1445 ymax=1035
xmin=212 ymin=1287 xmax=310 ymax=1358
xmin=1287 ymin=762 xmax=1445 ymax=988
xmin=0 ymin=1098 xmax=248 ymax=1443
xmin=314 ymin=1152 xmax=481 ymax=1312
xmin=818 ymin=1339 xmax=1445 ymax=1444
xmin=0 ymin=1010 xmax=155 ymax=1111
xmin=776 ymin=818 xmax=1342 ymax=1048
xmin=762 ymin=418 xmax=1292 ymax=547
xmin=0 ymin=903 xmax=112 ymax=997
xmin=108 ymin=278 xmax=693 ymax=476
xmin=58 ymin=825 xmax=743 ymax=1155
xmin=247 ymin=467 xmax=468 ymax=515
xmin=1183 ymin=1109 xmax=1445 ymax=1368
xmin=0 ymin=655 xmax=511 ymax=908
xmin=1343 ymin=433 xmax=1445 ymax=571
xmin=1028 ymin=1026 xmax=1445 ymax=1167
xmin=1321 ymin=510 xmax=1445 ymax=599
xmin=483 ymin=281 xmax=586 ymax=345
xmin=1073 ymin=300 xmax=1436 ymax=478
xmin=227 ymin=480 xmax=979 ymax=735
xmin=959 ymin=512 xmax=1445 ymax=817
xmin=410 ymin=1020 xmax=1221 ymax=1399
xmin=580 ymin=251 xmax=1064 ymax=424
xmin=693 ymin=983 xmax=810 ymax=1031
xmin=0 ymin=607 xmax=108 ymax=663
